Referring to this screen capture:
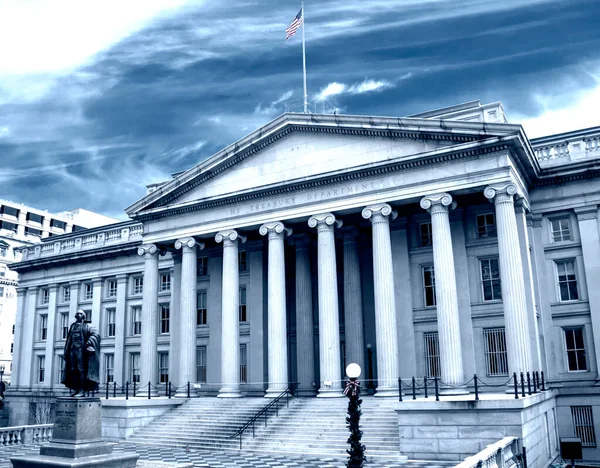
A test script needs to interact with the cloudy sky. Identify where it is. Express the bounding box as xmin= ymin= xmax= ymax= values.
xmin=0 ymin=0 xmax=599 ymax=220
